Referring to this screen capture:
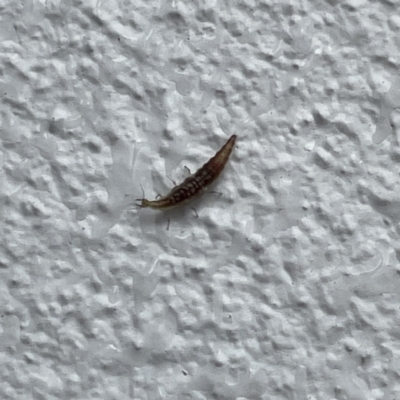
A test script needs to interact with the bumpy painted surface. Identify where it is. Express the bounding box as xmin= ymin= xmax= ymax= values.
xmin=1 ymin=0 xmax=400 ymax=399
